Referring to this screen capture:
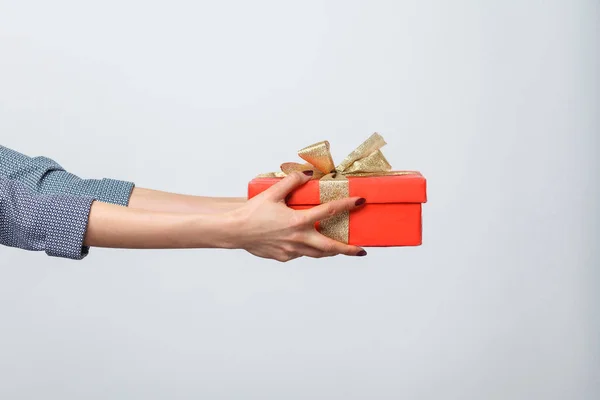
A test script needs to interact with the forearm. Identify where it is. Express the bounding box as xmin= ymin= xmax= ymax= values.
xmin=127 ymin=187 xmax=246 ymax=214
xmin=83 ymin=200 xmax=237 ymax=249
